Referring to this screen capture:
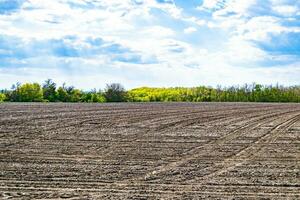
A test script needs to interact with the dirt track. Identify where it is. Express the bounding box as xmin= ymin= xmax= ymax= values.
xmin=0 ymin=103 xmax=299 ymax=199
